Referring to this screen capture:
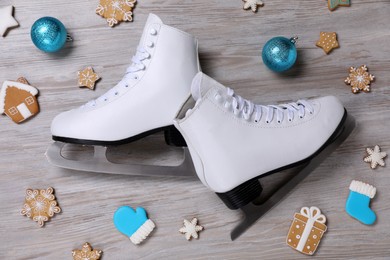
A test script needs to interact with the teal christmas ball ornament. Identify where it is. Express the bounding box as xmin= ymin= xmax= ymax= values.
xmin=31 ymin=17 xmax=68 ymax=53
xmin=262 ymin=36 xmax=298 ymax=72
